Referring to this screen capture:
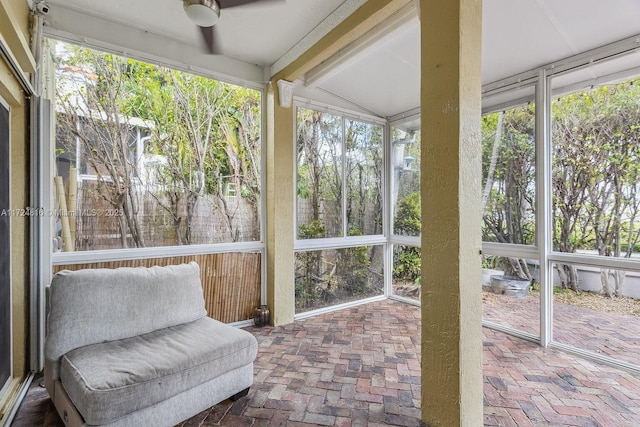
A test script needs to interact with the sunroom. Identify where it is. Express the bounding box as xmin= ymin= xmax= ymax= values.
xmin=3 ymin=0 xmax=640 ymax=425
